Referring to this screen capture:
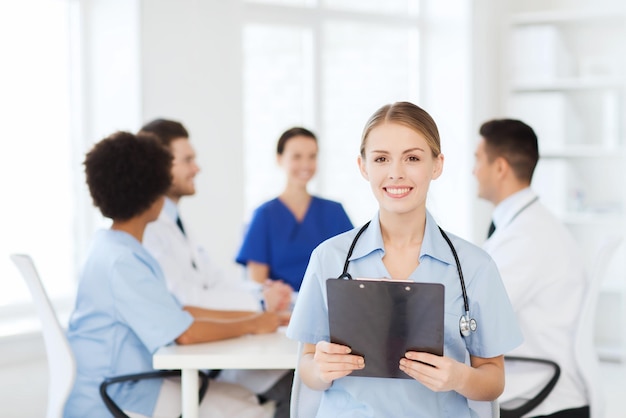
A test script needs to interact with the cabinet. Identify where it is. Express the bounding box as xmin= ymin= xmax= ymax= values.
xmin=502 ymin=1 xmax=626 ymax=361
